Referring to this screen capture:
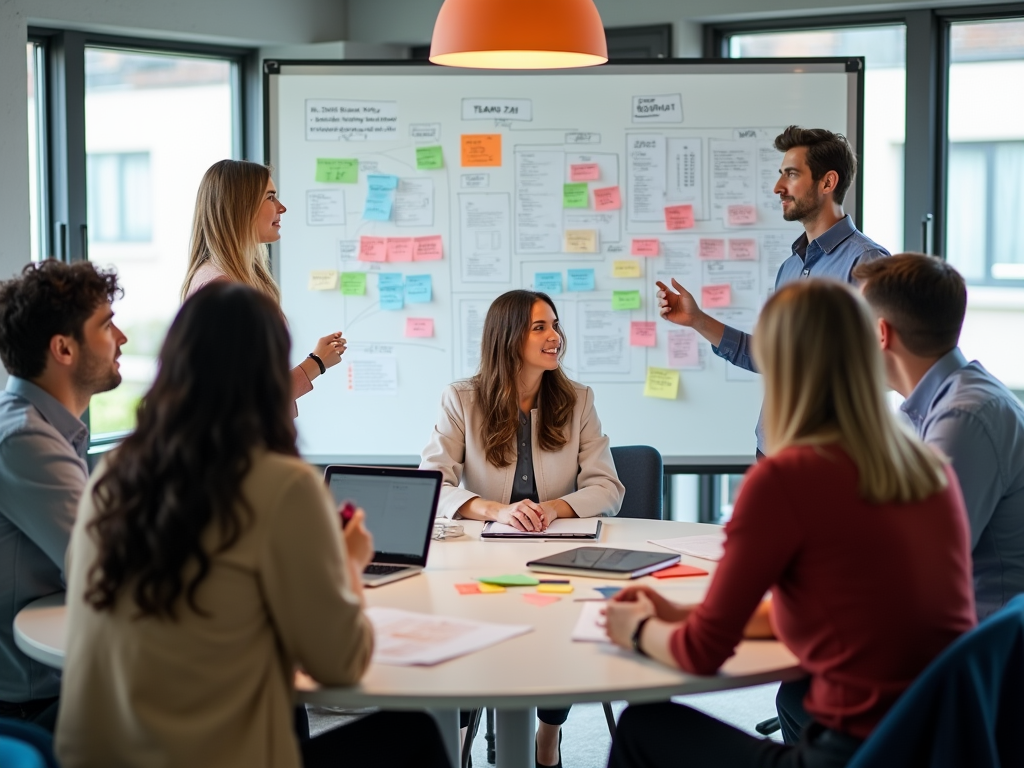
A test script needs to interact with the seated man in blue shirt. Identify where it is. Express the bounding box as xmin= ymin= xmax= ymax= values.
xmin=657 ymin=126 xmax=890 ymax=456
xmin=855 ymin=253 xmax=1024 ymax=620
xmin=0 ymin=260 xmax=125 ymax=730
